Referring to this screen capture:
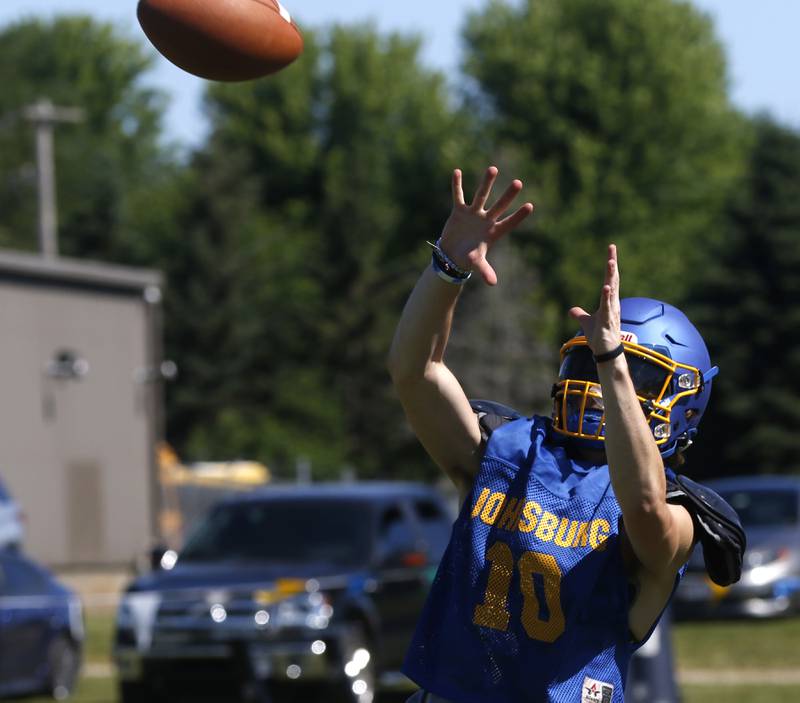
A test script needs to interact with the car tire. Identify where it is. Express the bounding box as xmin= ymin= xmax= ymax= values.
xmin=330 ymin=624 xmax=376 ymax=703
xmin=47 ymin=635 xmax=81 ymax=700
